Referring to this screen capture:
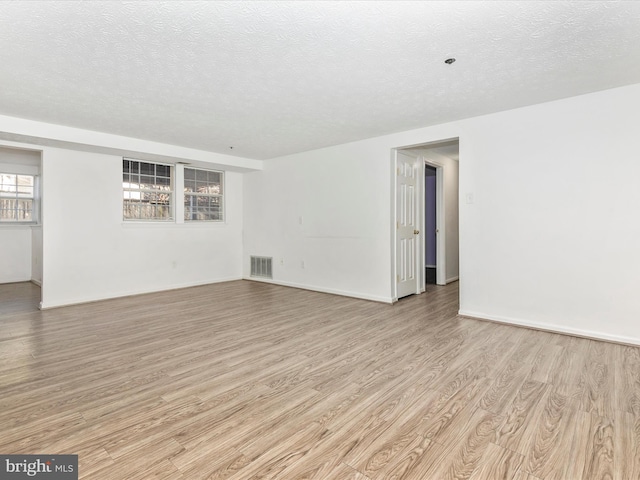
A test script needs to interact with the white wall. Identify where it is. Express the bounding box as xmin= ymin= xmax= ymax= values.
xmin=243 ymin=142 xmax=393 ymax=302
xmin=0 ymin=227 xmax=32 ymax=283
xmin=31 ymin=225 xmax=42 ymax=284
xmin=457 ymin=83 xmax=640 ymax=345
xmin=40 ymin=147 xmax=244 ymax=308
xmin=444 ymin=157 xmax=459 ymax=283
xmin=244 ymin=82 xmax=640 ymax=345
